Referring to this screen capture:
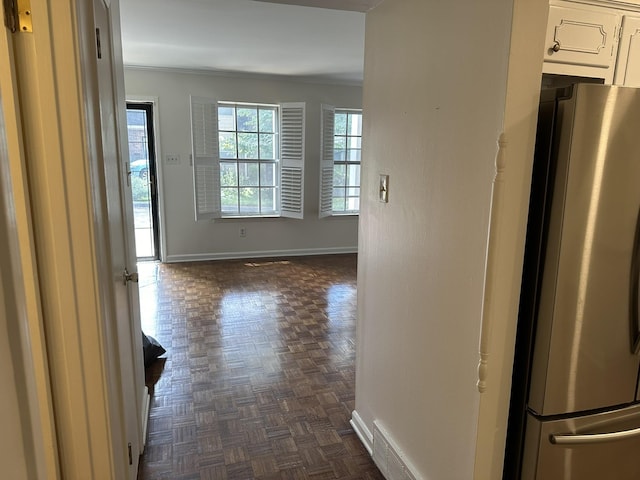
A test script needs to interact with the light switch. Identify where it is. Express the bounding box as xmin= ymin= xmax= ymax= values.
xmin=166 ymin=154 xmax=181 ymax=165
xmin=379 ymin=174 xmax=389 ymax=203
